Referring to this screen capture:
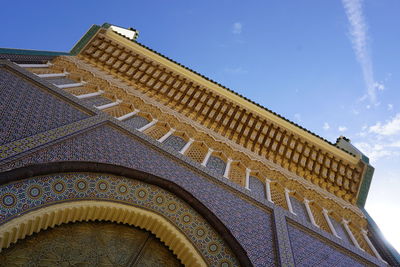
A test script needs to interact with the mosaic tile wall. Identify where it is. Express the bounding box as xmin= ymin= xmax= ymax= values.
xmin=290 ymin=196 xmax=310 ymax=224
xmin=81 ymin=95 xmax=113 ymax=107
xmin=206 ymin=156 xmax=226 ymax=177
xmin=0 ymin=61 xmax=387 ymax=266
xmin=123 ymin=115 xmax=149 ymax=130
xmin=0 ymin=68 xmax=88 ymax=145
xmin=162 ymin=135 xmax=186 ymax=152
xmin=0 ymin=125 xmax=277 ymax=266
xmin=287 ymin=223 xmax=367 ymax=266
xmin=0 ymin=172 xmax=239 ymax=266
xmin=330 ymin=216 xmax=352 ymax=244
xmin=249 ymin=176 xmax=266 ymax=201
